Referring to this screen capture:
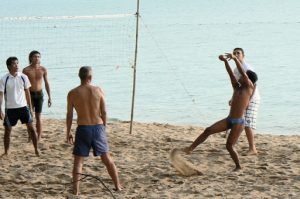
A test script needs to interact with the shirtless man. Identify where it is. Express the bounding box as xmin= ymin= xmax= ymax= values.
xmin=183 ymin=53 xmax=257 ymax=171
xmin=66 ymin=66 xmax=122 ymax=195
xmin=23 ymin=50 xmax=52 ymax=140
